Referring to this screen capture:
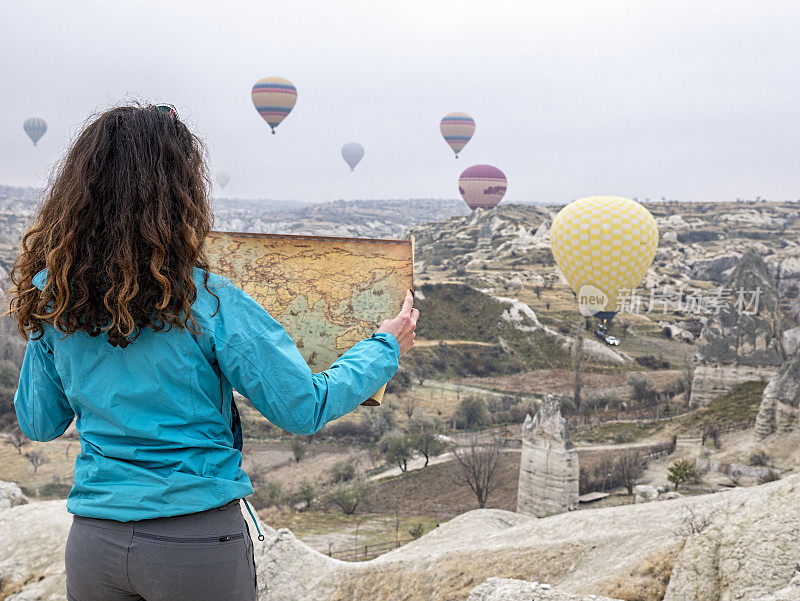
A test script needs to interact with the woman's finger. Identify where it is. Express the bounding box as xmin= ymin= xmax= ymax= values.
xmin=399 ymin=290 xmax=414 ymax=317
